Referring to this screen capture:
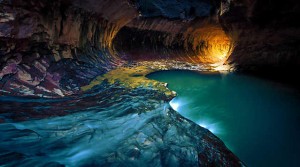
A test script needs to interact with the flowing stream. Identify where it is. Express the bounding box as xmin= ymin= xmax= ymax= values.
xmin=1 ymin=80 xmax=236 ymax=166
